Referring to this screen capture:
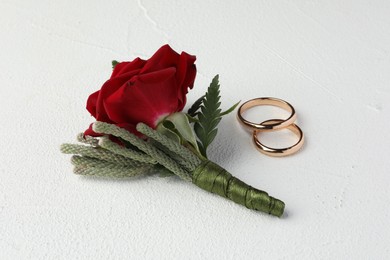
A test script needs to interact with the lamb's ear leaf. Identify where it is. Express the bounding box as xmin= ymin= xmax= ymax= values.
xmin=165 ymin=112 xmax=200 ymax=152
xmin=156 ymin=121 xmax=181 ymax=144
